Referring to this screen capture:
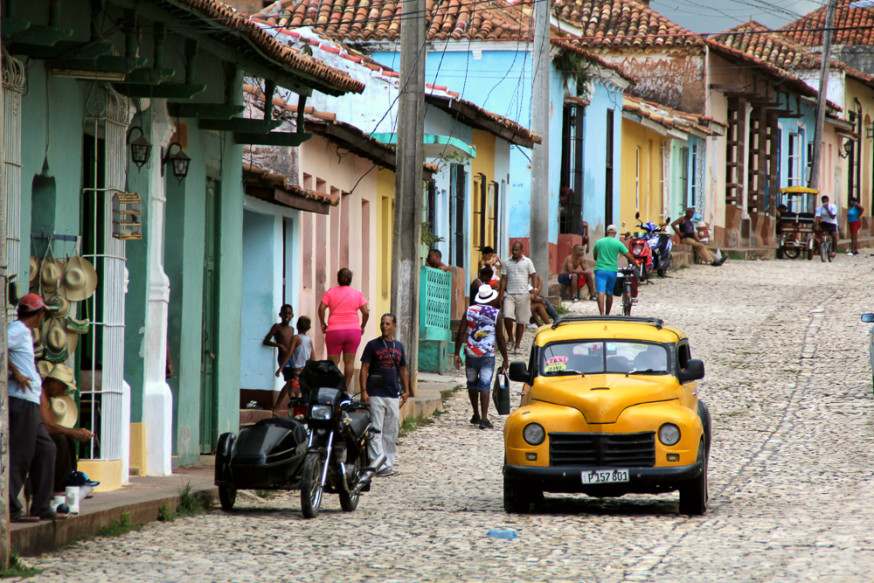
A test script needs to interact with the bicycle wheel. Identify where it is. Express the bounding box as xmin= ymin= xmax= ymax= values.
xmin=622 ymin=283 xmax=632 ymax=316
xmin=820 ymin=238 xmax=830 ymax=262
